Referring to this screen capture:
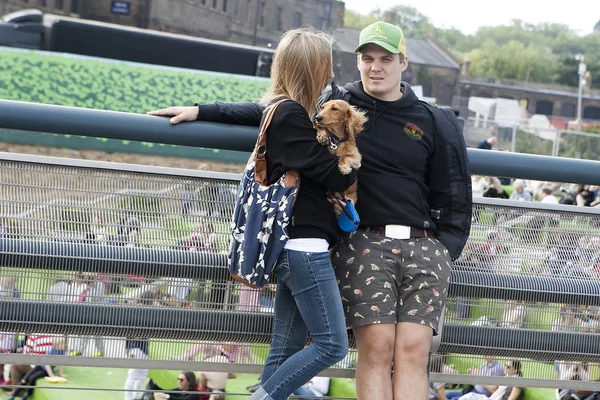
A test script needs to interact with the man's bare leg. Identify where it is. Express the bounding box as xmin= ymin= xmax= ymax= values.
xmin=393 ymin=322 xmax=433 ymax=400
xmin=353 ymin=323 xmax=396 ymax=400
